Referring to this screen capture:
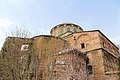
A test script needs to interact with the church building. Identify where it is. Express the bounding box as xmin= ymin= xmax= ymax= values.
xmin=1 ymin=23 xmax=119 ymax=80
